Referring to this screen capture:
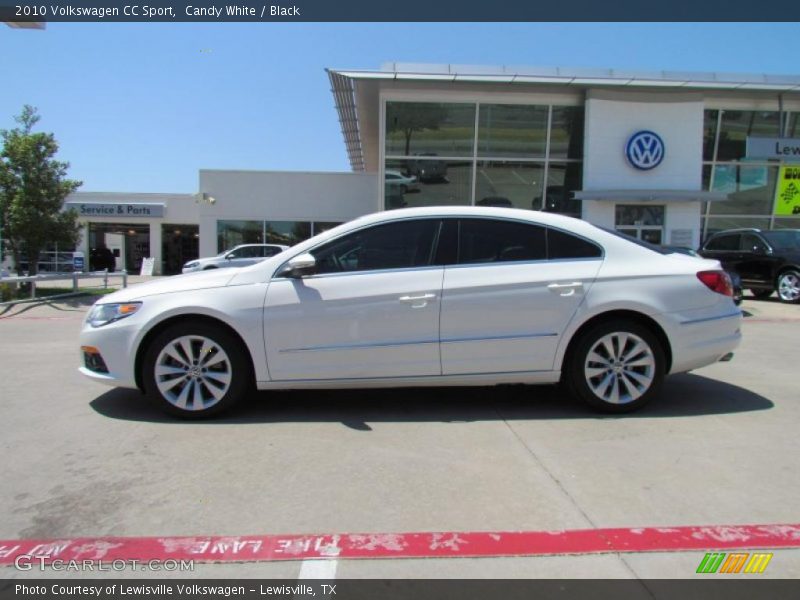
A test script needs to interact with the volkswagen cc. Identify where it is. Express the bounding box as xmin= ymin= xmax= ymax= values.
xmin=79 ymin=207 xmax=742 ymax=417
